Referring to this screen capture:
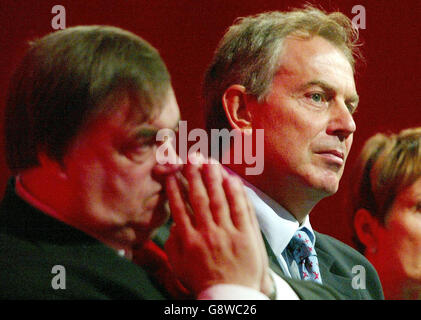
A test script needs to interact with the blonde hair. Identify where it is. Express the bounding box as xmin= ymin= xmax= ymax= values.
xmin=351 ymin=127 xmax=421 ymax=251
